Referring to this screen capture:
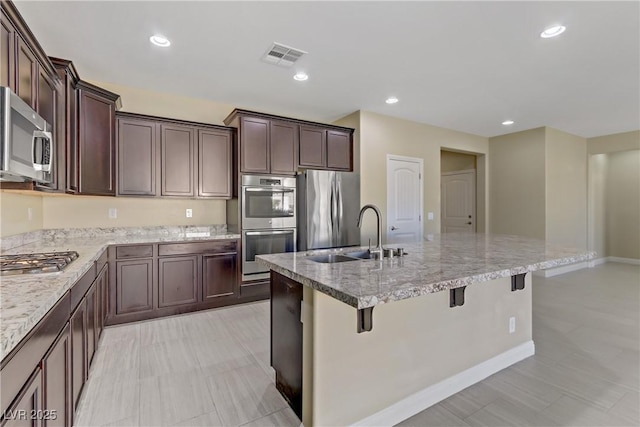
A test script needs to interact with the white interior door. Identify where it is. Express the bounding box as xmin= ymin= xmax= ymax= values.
xmin=387 ymin=155 xmax=423 ymax=243
xmin=441 ymin=170 xmax=476 ymax=232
